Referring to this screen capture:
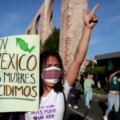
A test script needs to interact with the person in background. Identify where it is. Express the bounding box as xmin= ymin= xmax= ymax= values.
xmin=68 ymin=82 xmax=79 ymax=109
xmin=79 ymin=72 xmax=85 ymax=98
xmin=84 ymin=72 xmax=95 ymax=109
xmin=103 ymin=70 xmax=120 ymax=120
